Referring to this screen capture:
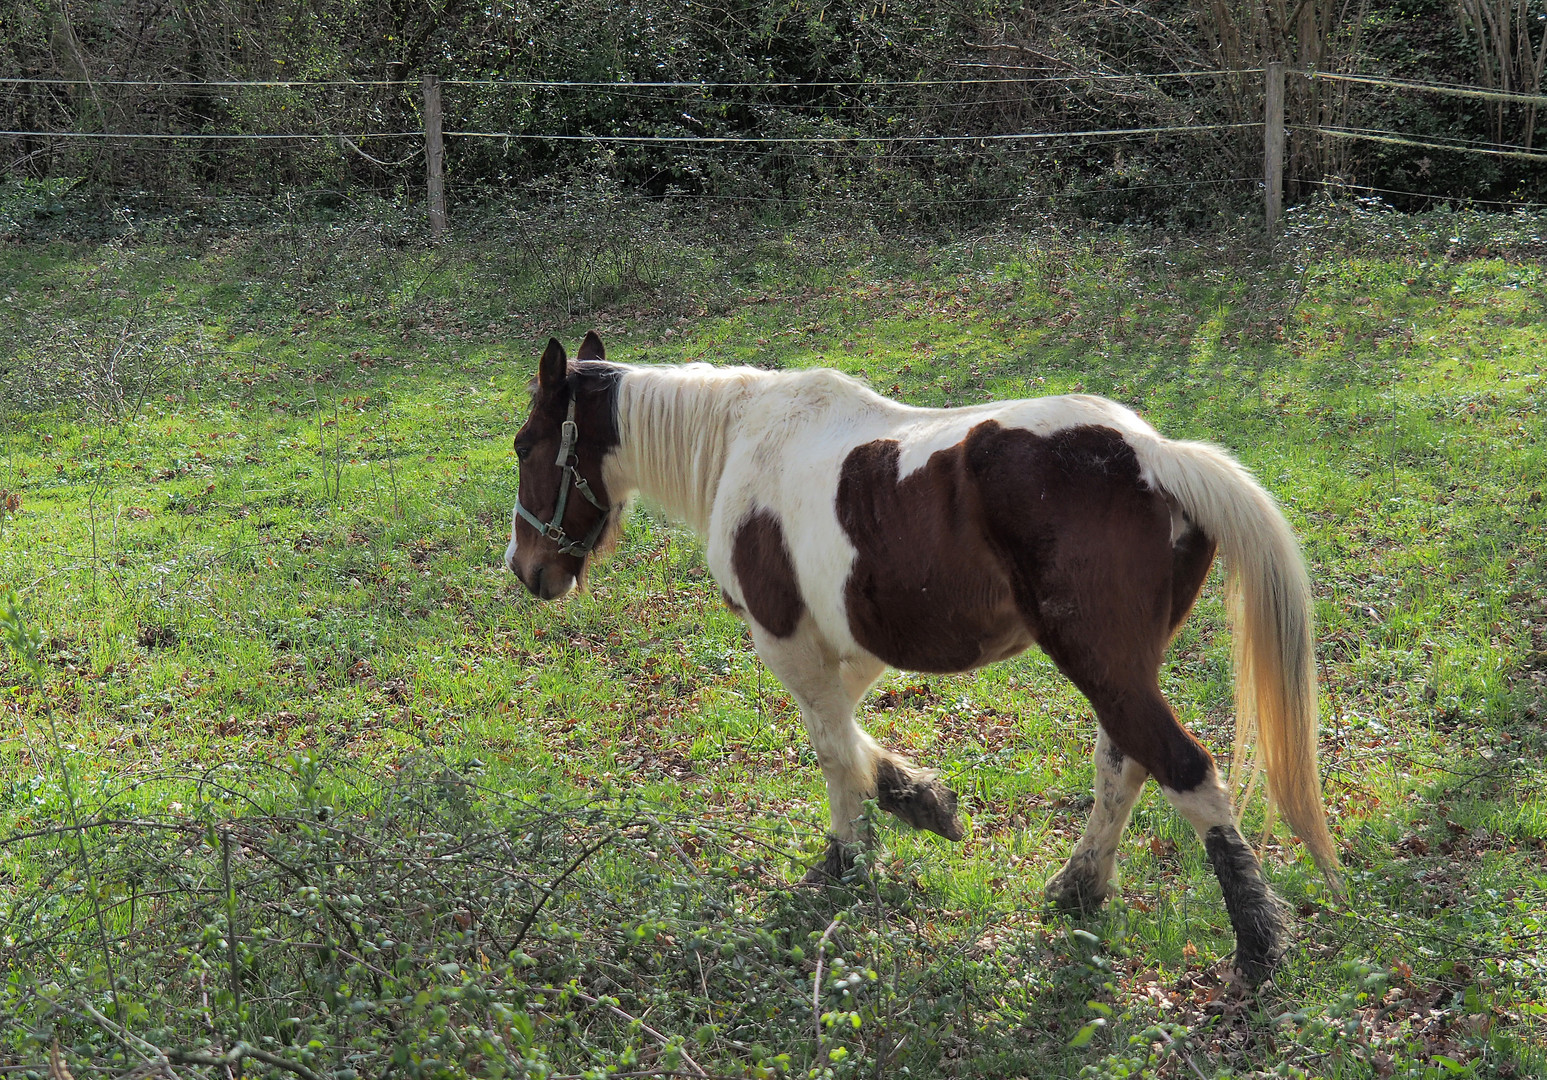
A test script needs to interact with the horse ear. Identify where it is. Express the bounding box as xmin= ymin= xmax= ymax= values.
xmin=576 ymin=331 xmax=606 ymax=362
xmin=538 ymin=337 xmax=568 ymax=392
